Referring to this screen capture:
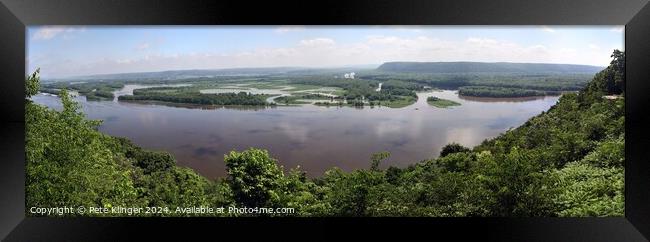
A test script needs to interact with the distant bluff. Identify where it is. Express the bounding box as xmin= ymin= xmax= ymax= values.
xmin=376 ymin=61 xmax=604 ymax=74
